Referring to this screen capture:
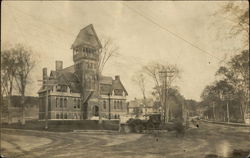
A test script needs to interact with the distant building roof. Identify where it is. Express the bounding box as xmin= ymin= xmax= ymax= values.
xmin=129 ymin=98 xmax=154 ymax=108
xmin=71 ymin=24 xmax=102 ymax=49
